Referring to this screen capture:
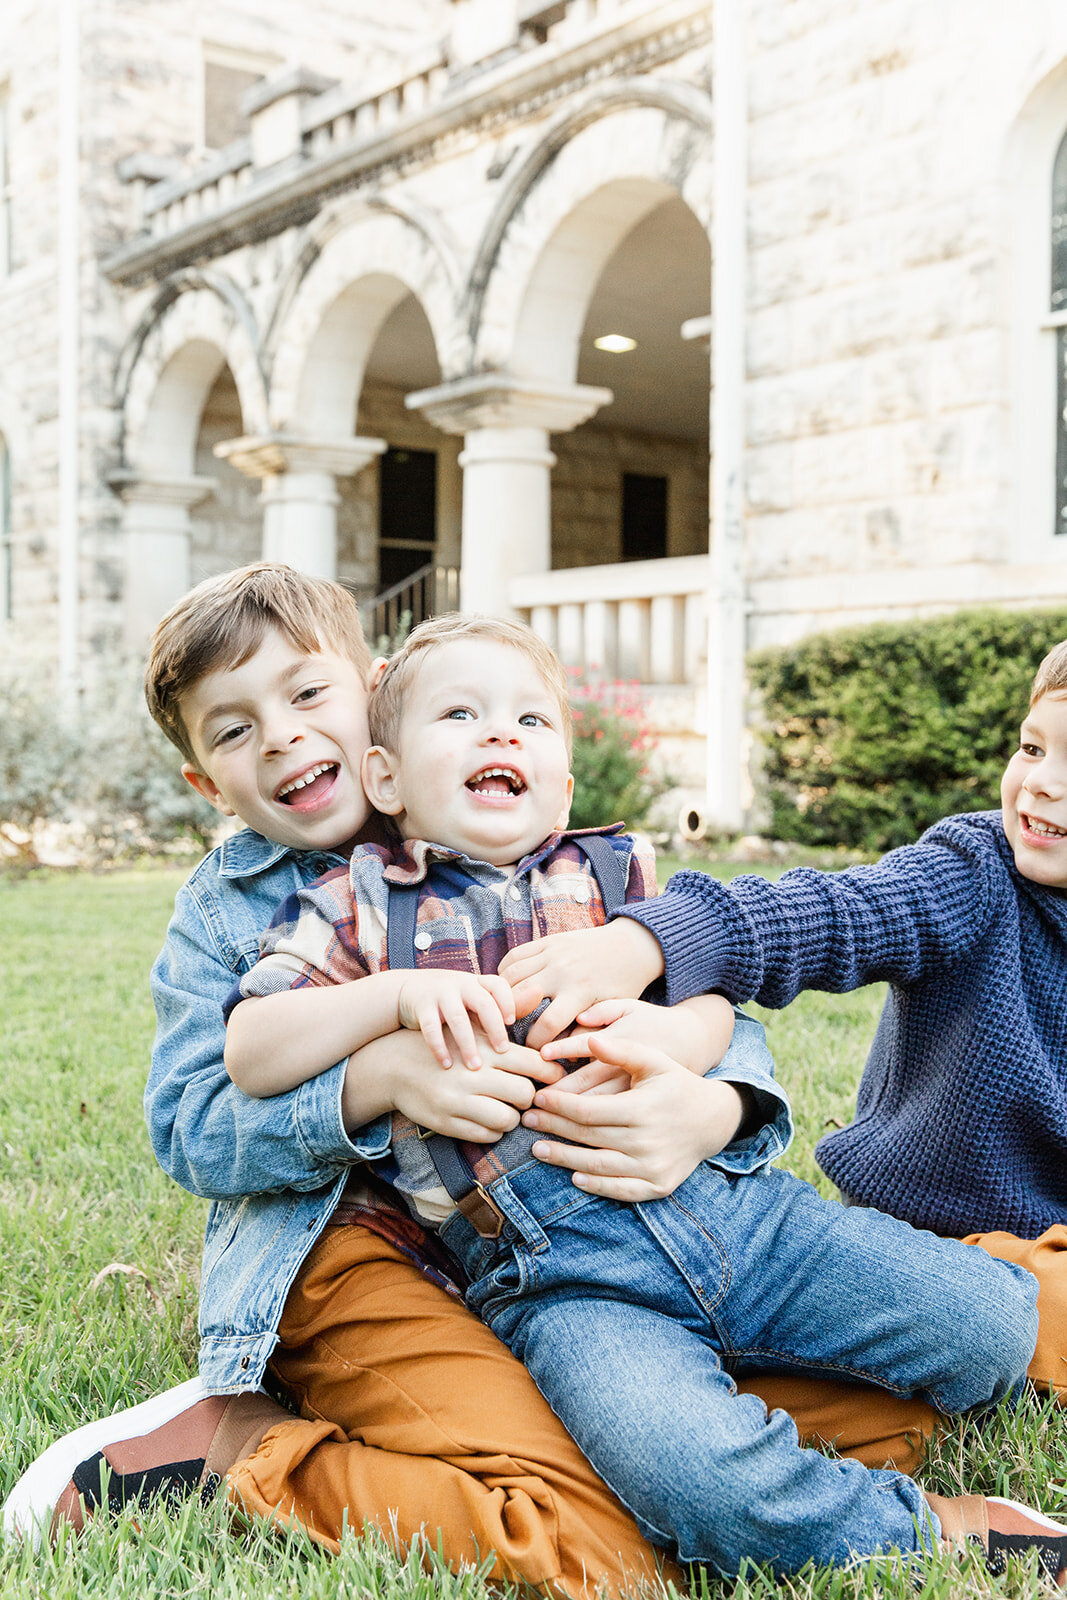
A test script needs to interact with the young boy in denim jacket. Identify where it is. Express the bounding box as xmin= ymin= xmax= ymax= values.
xmin=222 ymin=611 xmax=1065 ymax=1582
xmin=2 ymin=565 xmax=675 ymax=1594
